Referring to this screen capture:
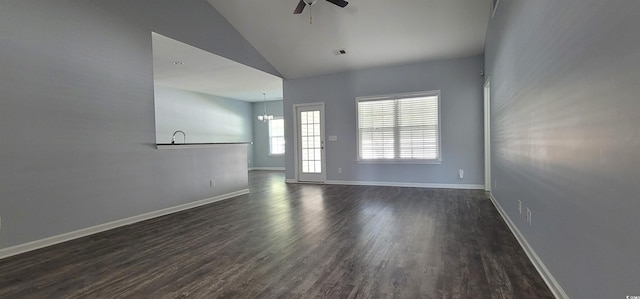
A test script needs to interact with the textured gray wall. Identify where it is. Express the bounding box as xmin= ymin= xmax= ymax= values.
xmin=251 ymin=100 xmax=285 ymax=168
xmin=0 ymin=0 xmax=275 ymax=249
xmin=485 ymin=0 xmax=640 ymax=297
xmin=154 ymin=86 xmax=253 ymax=143
xmin=283 ymin=56 xmax=484 ymax=185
